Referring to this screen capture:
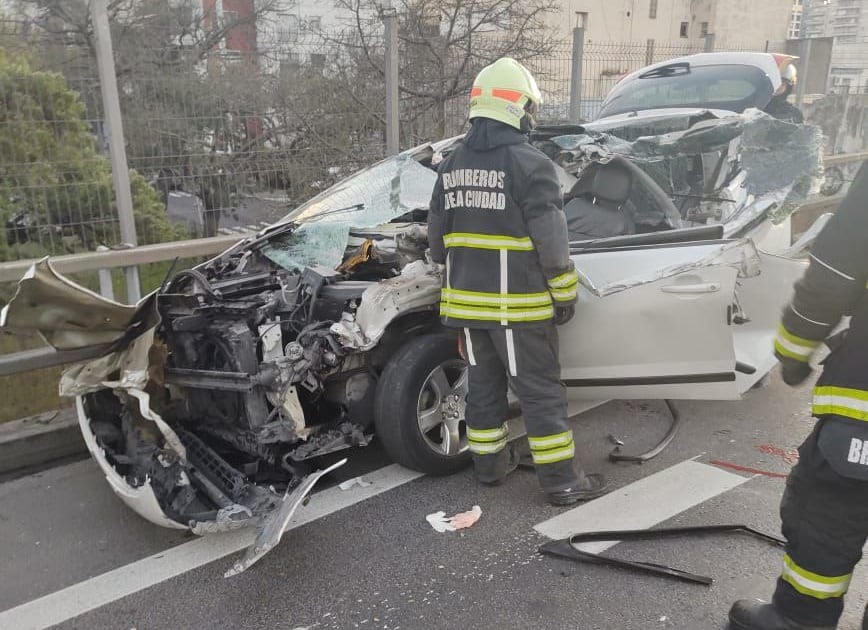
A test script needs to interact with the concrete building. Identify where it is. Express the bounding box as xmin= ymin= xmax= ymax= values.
xmin=549 ymin=0 xmax=794 ymax=49
xmin=789 ymin=0 xmax=805 ymax=38
xmin=803 ymin=0 xmax=868 ymax=90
